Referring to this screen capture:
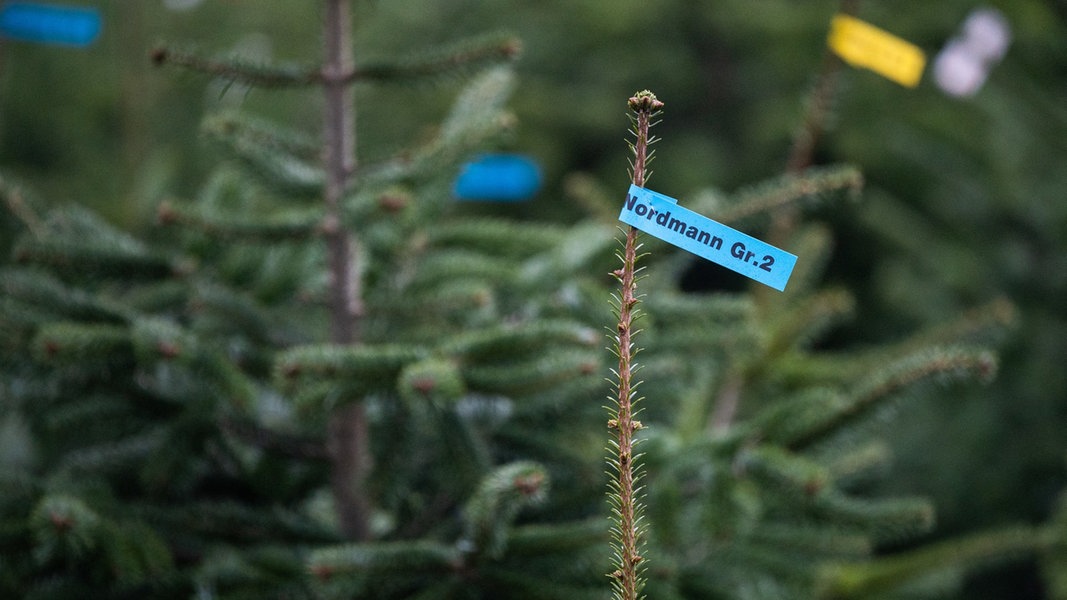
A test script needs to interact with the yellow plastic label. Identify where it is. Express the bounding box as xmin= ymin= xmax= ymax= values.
xmin=828 ymin=14 xmax=926 ymax=87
